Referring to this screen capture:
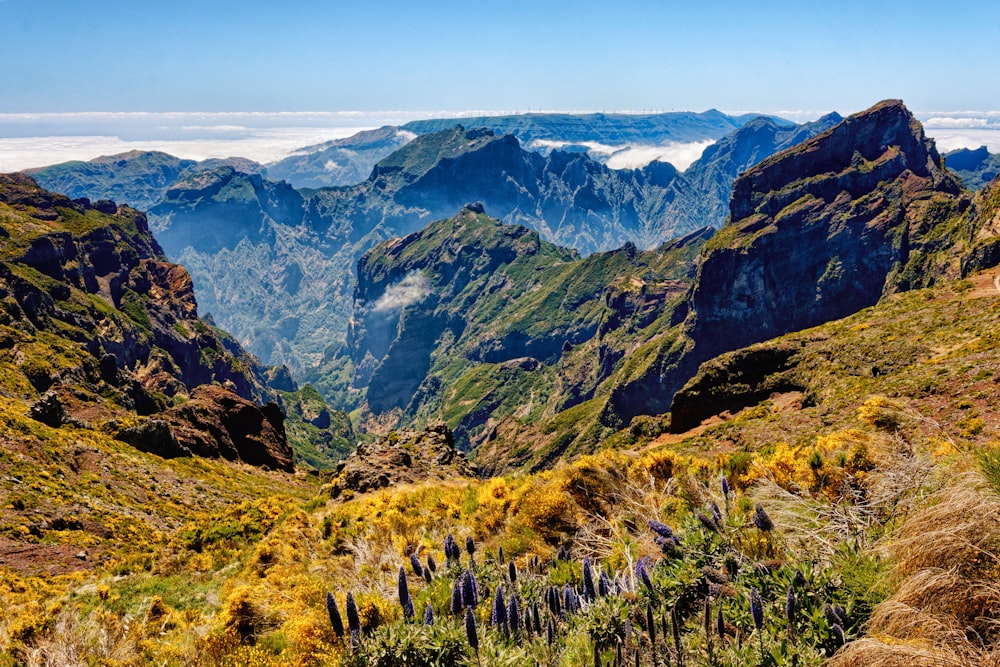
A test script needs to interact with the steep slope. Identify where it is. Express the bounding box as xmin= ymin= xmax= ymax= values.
xmin=266 ymin=126 xmax=415 ymax=188
xmin=332 ymin=101 xmax=1000 ymax=472
xmin=23 ymin=116 xmax=837 ymax=377
xmin=605 ymin=100 xmax=973 ymax=426
xmin=0 ymin=172 xmax=292 ymax=470
xmin=313 ymin=204 xmax=709 ymax=467
xmin=676 ymin=113 xmax=843 ymax=230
